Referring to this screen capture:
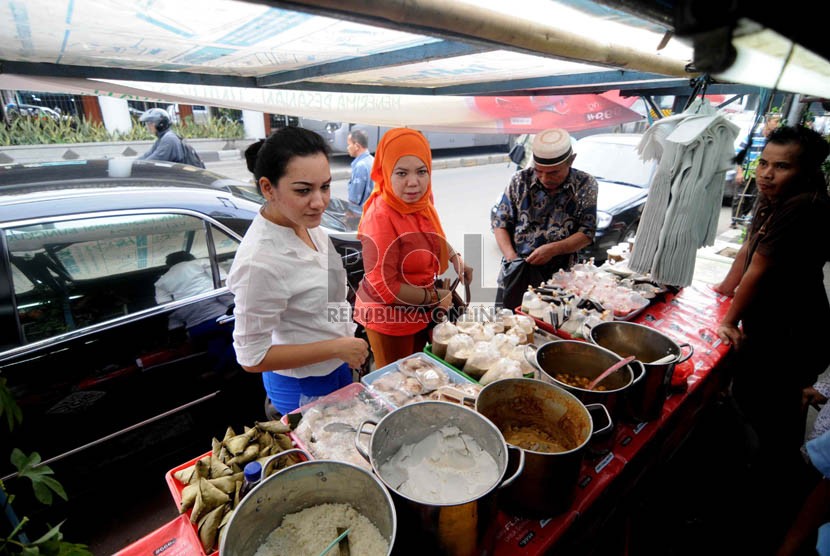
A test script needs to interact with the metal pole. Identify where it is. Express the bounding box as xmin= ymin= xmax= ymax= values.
xmin=260 ymin=0 xmax=693 ymax=78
